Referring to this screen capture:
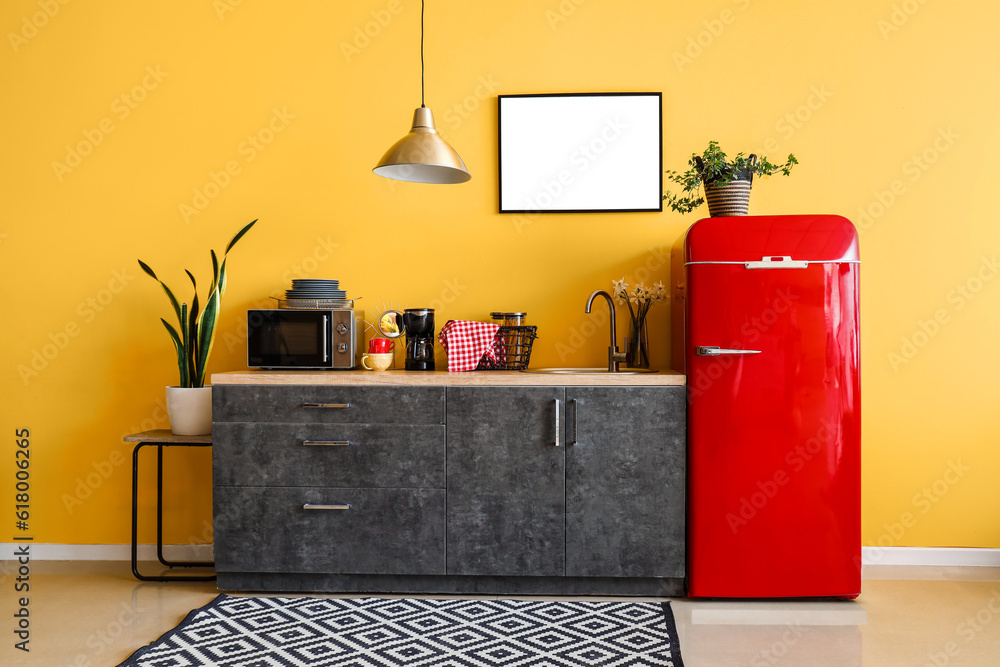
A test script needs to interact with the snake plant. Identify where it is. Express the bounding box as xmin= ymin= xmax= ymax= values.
xmin=138 ymin=219 xmax=257 ymax=388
